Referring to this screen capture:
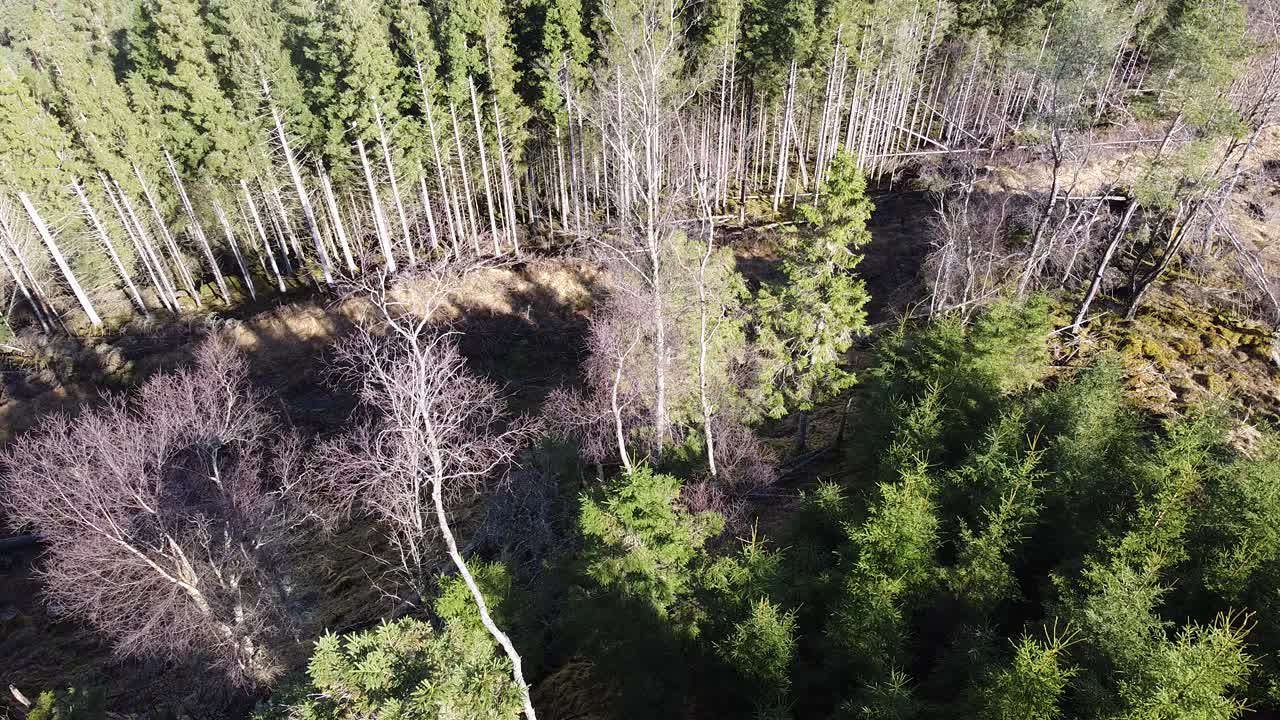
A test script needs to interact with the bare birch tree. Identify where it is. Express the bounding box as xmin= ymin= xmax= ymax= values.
xmin=17 ymin=192 xmax=102 ymax=327
xmin=0 ymin=335 xmax=314 ymax=686
xmin=311 ymin=265 xmax=539 ymax=719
